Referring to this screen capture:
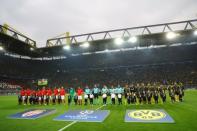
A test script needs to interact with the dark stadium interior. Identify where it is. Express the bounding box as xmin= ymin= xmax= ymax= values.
xmin=0 ymin=20 xmax=197 ymax=91
xmin=0 ymin=44 xmax=197 ymax=89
